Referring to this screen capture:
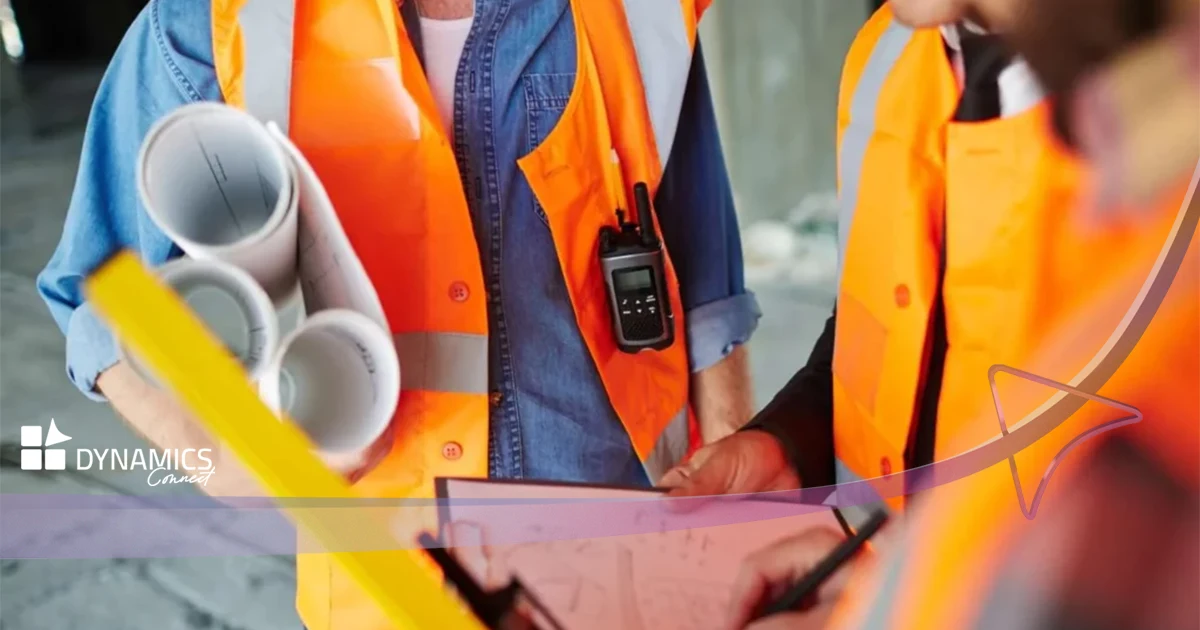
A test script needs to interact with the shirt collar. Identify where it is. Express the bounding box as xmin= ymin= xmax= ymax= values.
xmin=938 ymin=20 xmax=1048 ymax=118
xmin=940 ymin=20 xmax=988 ymax=52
